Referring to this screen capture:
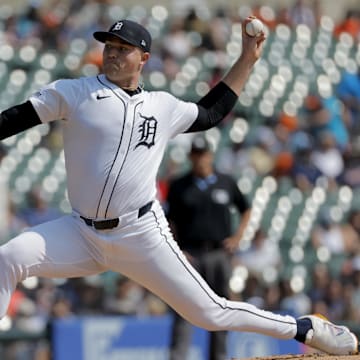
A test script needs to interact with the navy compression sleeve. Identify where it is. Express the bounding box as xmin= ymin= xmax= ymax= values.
xmin=0 ymin=101 xmax=41 ymax=140
xmin=185 ymin=81 xmax=238 ymax=133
